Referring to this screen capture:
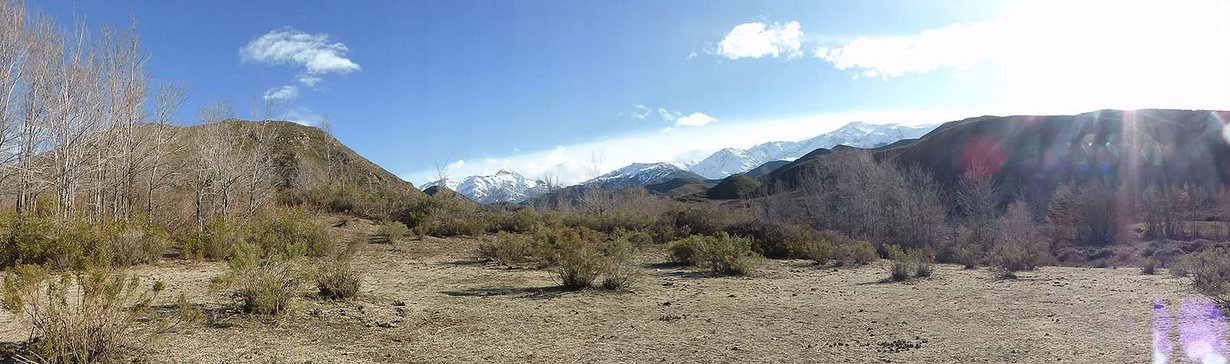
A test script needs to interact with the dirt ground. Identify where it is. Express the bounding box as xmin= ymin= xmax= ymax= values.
xmin=0 ymin=219 xmax=1221 ymax=363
